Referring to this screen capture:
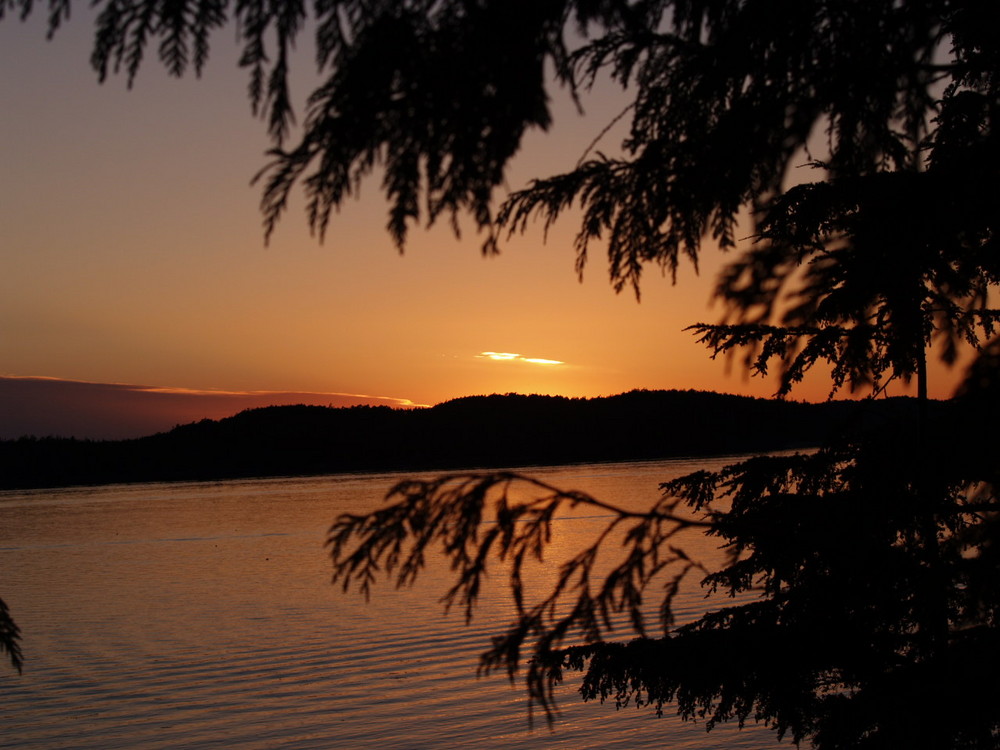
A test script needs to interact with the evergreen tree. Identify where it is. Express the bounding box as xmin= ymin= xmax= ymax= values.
xmin=5 ymin=2 xmax=1000 ymax=746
